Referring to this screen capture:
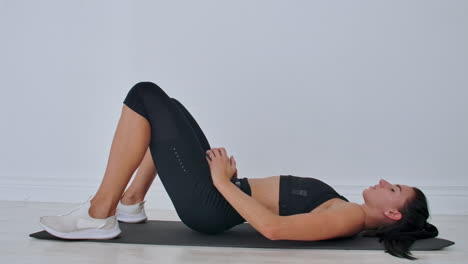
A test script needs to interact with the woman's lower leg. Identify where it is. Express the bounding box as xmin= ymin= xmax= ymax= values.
xmin=120 ymin=147 xmax=157 ymax=205
xmin=89 ymin=104 xmax=151 ymax=218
